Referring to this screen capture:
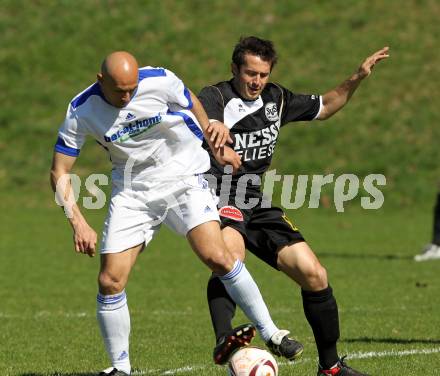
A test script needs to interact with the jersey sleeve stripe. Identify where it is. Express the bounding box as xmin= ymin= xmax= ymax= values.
xmin=167 ymin=110 xmax=203 ymax=140
xmin=313 ymin=95 xmax=323 ymax=120
xmin=183 ymin=87 xmax=193 ymax=109
xmin=54 ymin=136 xmax=80 ymax=157
xmin=138 ymin=68 xmax=166 ymax=81
xmin=71 ymin=83 xmax=105 ymax=109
